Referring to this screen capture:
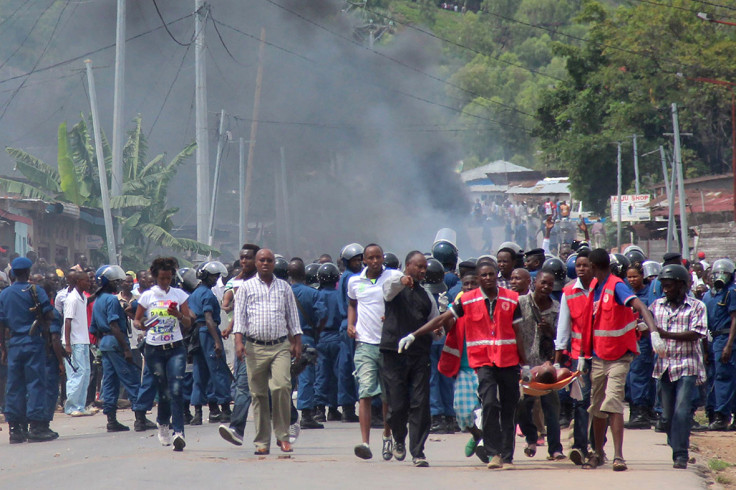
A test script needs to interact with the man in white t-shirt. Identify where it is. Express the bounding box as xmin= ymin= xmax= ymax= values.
xmin=348 ymin=244 xmax=393 ymax=460
xmin=64 ymin=271 xmax=92 ymax=416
